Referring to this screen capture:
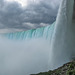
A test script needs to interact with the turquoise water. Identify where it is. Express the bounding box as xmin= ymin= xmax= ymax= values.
xmin=0 ymin=21 xmax=55 ymax=75
xmin=0 ymin=0 xmax=75 ymax=75
xmin=2 ymin=22 xmax=55 ymax=41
